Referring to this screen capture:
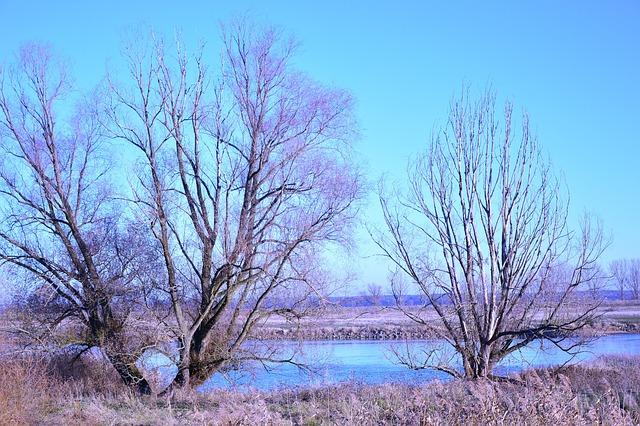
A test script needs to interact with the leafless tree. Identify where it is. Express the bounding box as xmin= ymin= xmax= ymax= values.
xmin=0 ymin=45 xmax=152 ymax=392
xmin=374 ymin=89 xmax=605 ymax=379
xmin=631 ymin=261 xmax=640 ymax=300
xmin=610 ymin=260 xmax=628 ymax=300
xmin=105 ymin=22 xmax=361 ymax=388
xmin=611 ymin=259 xmax=640 ymax=300
xmin=585 ymin=263 xmax=608 ymax=300
xmin=366 ymin=283 xmax=384 ymax=306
